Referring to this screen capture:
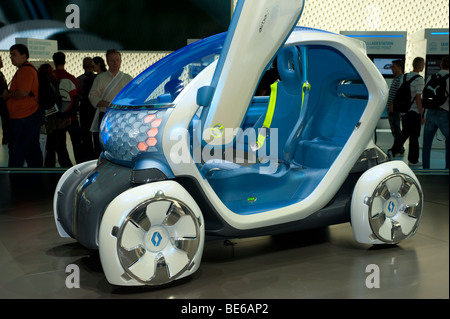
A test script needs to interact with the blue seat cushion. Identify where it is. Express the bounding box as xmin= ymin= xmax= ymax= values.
xmin=294 ymin=137 xmax=344 ymax=168
xmin=200 ymin=159 xmax=328 ymax=215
